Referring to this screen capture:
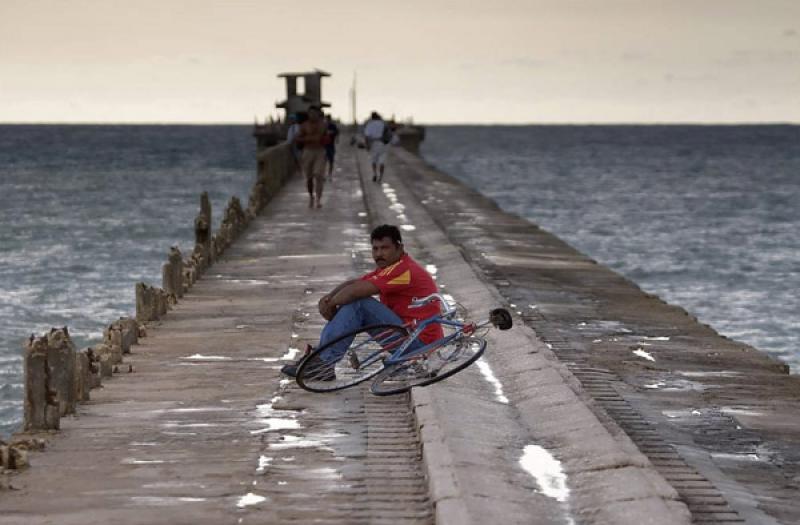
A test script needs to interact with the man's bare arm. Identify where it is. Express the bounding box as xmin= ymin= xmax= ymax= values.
xmin=329 ymin=280 xmax=379 ymax=308
xmin=323 ymin=278 xmax=359 ymax=300
xmin=319 ymin=280 xmax=380 ymax=320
